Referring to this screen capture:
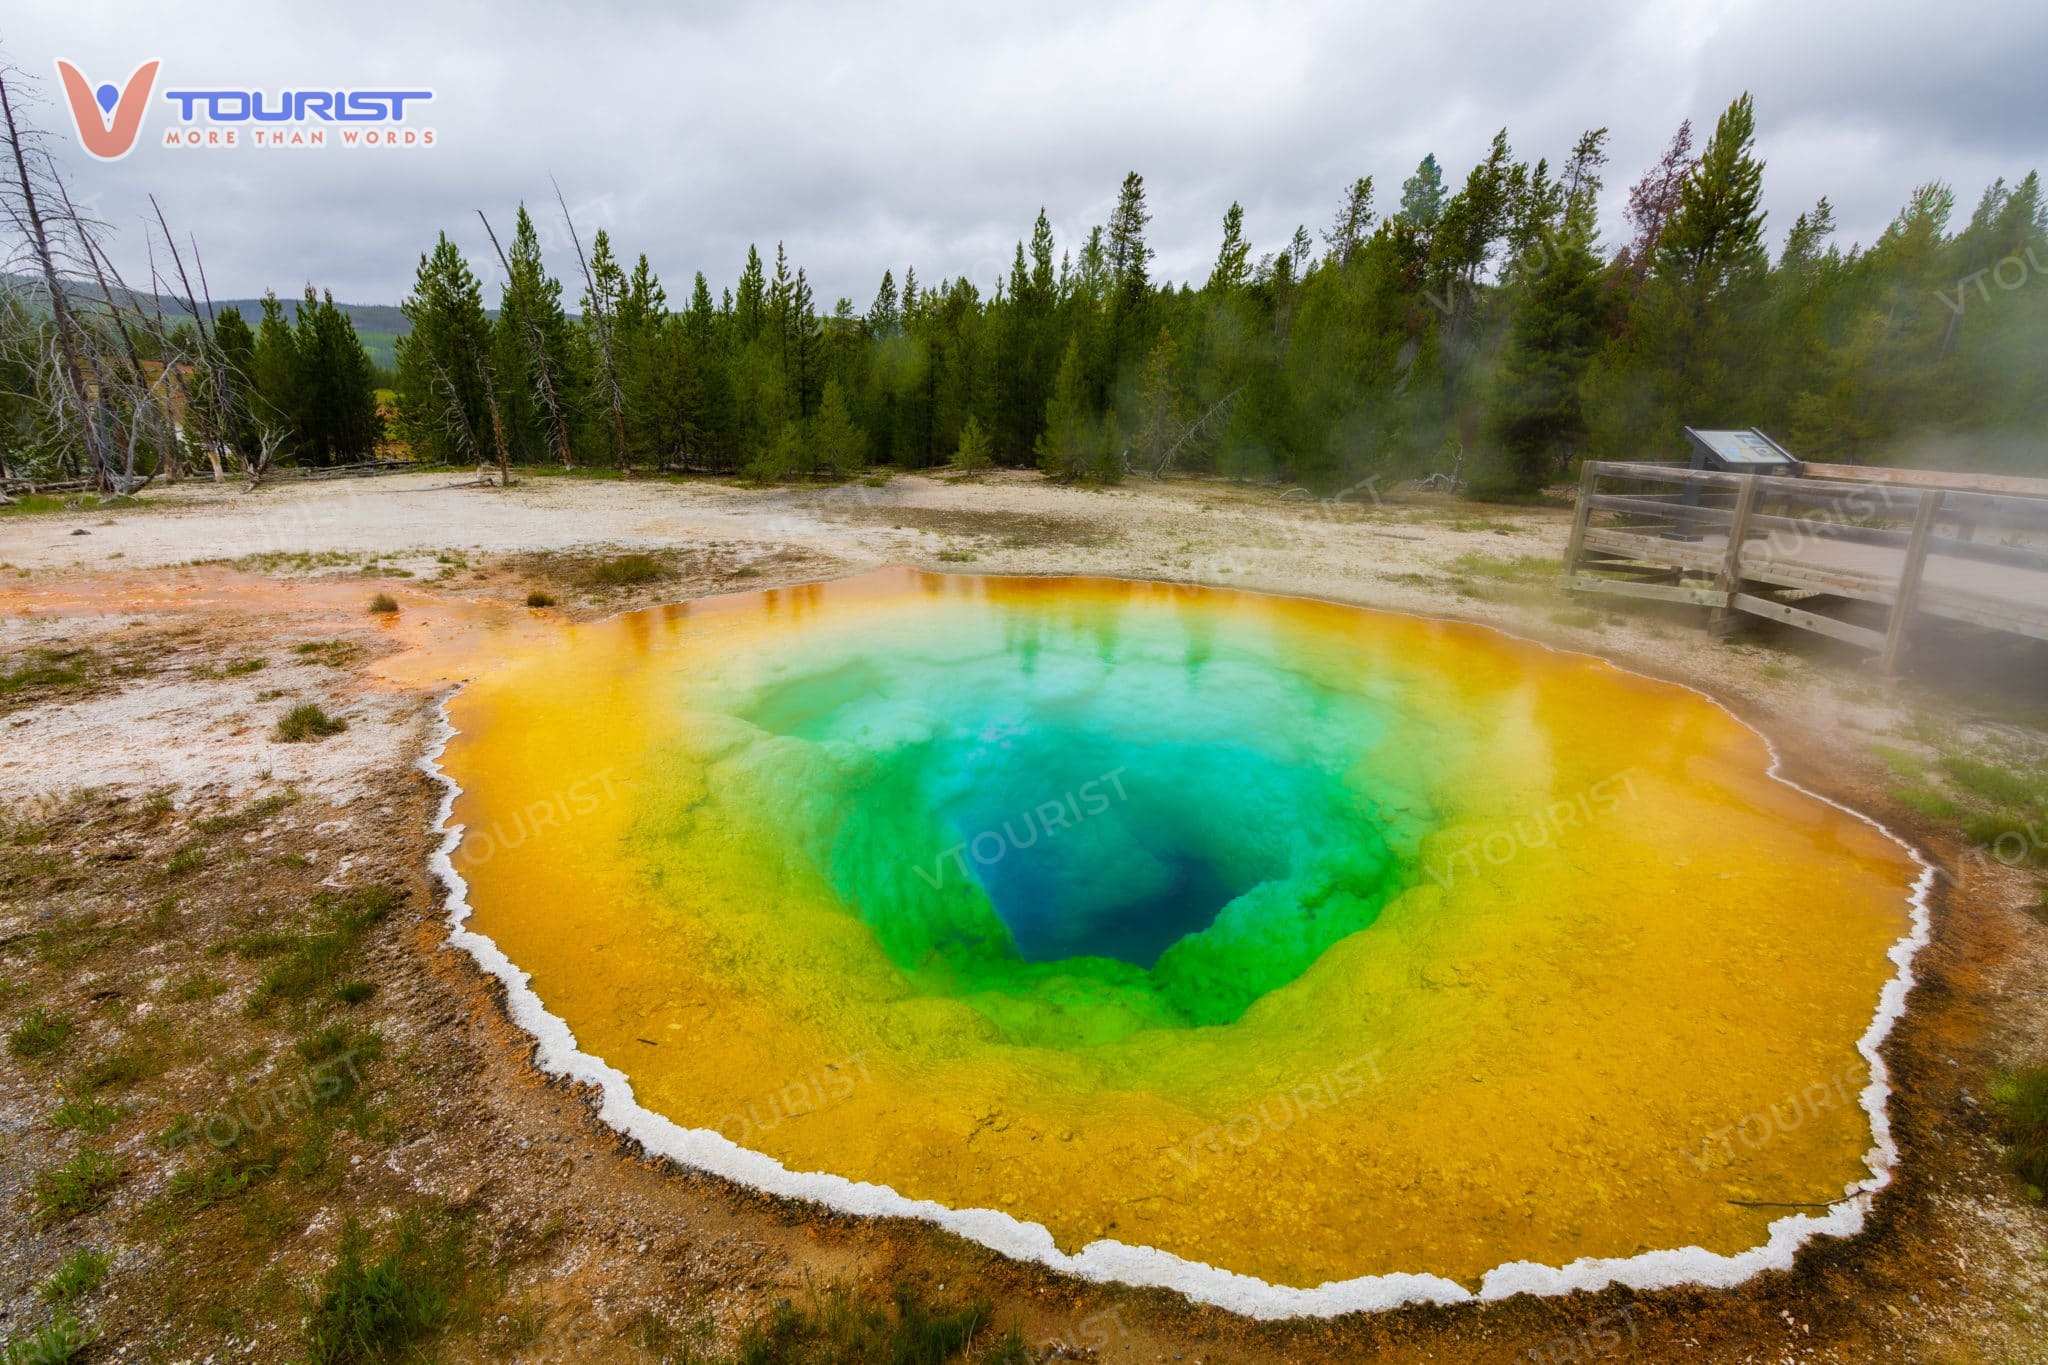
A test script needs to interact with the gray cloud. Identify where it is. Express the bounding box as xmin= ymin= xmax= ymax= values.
xmin=8 ymin=0 xmax=2043 ymax=306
